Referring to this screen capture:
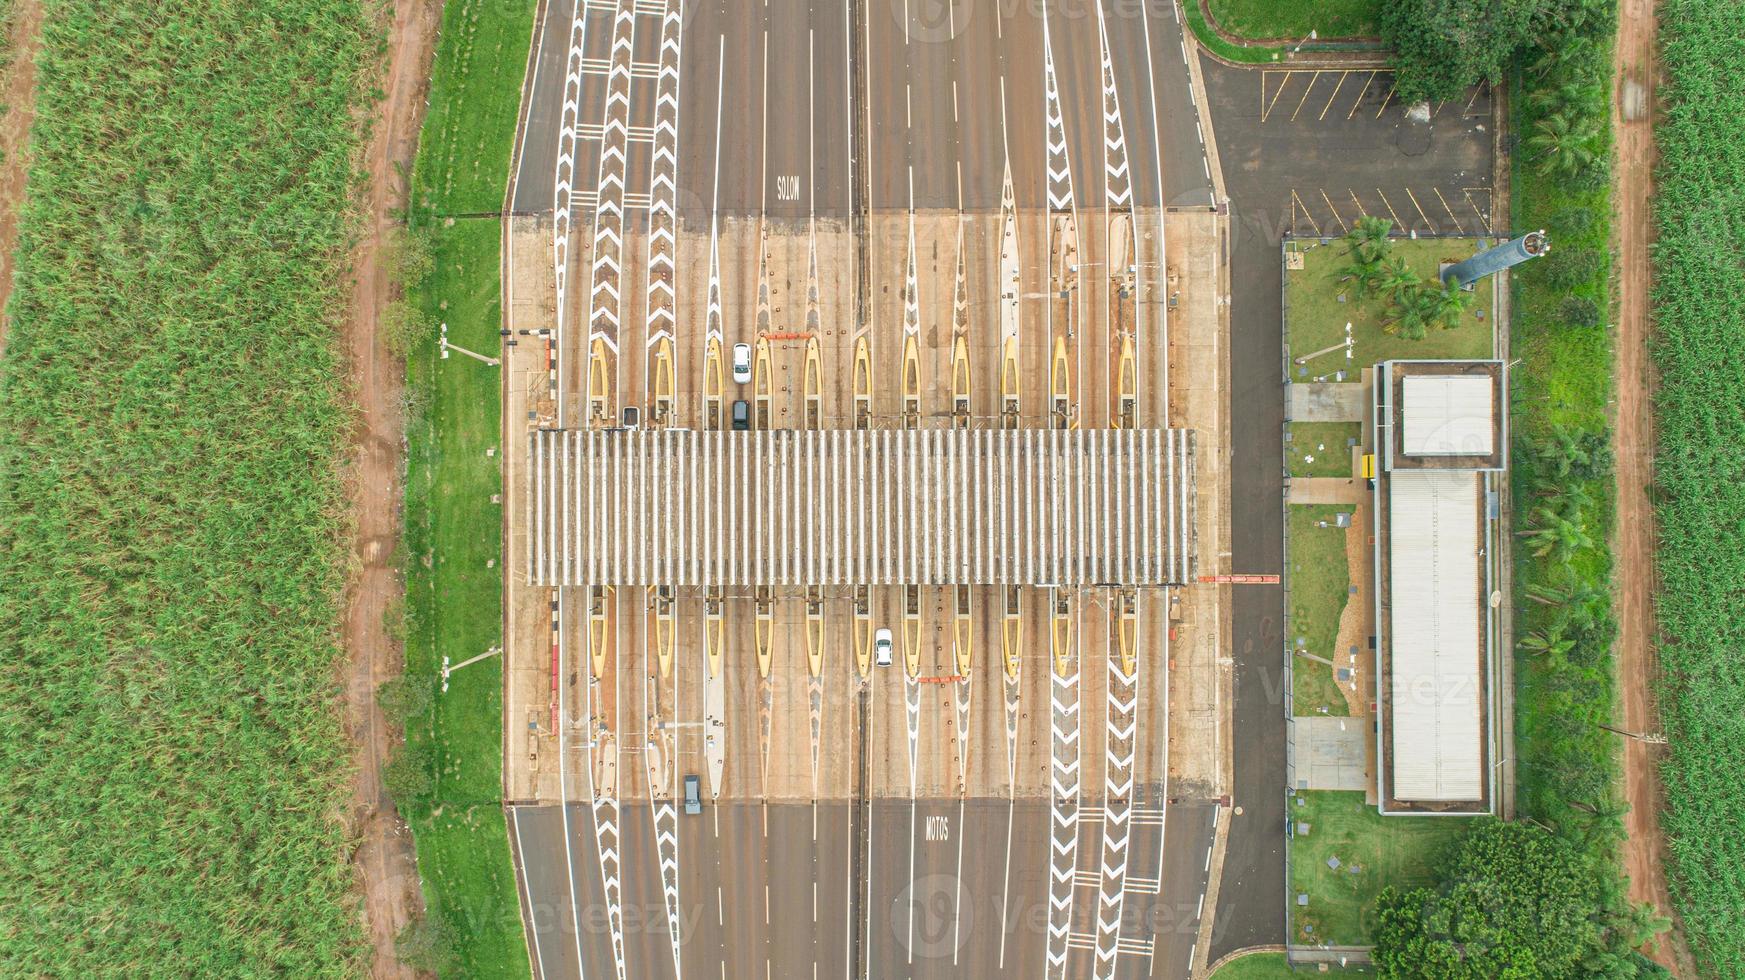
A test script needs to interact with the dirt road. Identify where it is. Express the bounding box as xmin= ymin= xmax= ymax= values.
xmin=341 ymin=0 xmax=440 ymax=976
xmin=1611 ymin=0 xmax=1697 ymax=974
xmin=0 ymin=0 xmax=43 ymax=354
